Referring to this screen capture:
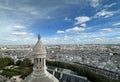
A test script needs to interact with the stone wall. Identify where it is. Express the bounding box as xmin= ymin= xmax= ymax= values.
xmin=48 ymin=69 xmax=90 ymax=82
